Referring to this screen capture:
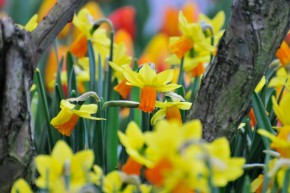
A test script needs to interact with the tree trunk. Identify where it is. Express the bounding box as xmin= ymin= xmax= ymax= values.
xmin=0 ymin=18 xmax=35 ymax=192
xmin=0 ymin=1 xmax=83 ymax=192
xmin=187 ymin=0 xmax=290 ymax=141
